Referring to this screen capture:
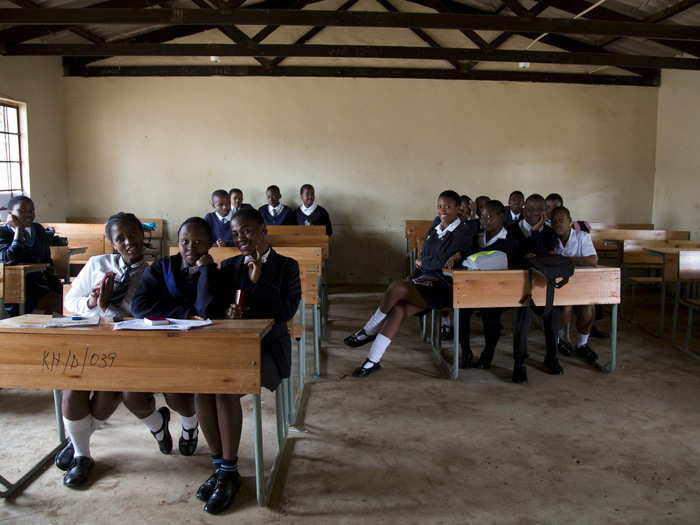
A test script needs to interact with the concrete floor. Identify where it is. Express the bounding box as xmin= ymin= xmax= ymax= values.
xmin=2 ymin=292 xmax=700 ymax=524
